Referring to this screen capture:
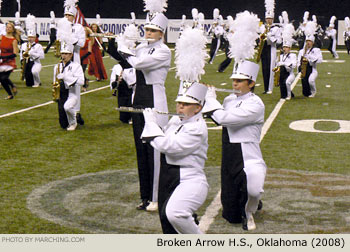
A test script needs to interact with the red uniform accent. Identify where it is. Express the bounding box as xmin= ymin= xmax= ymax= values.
xmin=0 ymin=36 xmax=17 ymax=69
xmin=88 ymin=38 xmax=107 ymax=80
